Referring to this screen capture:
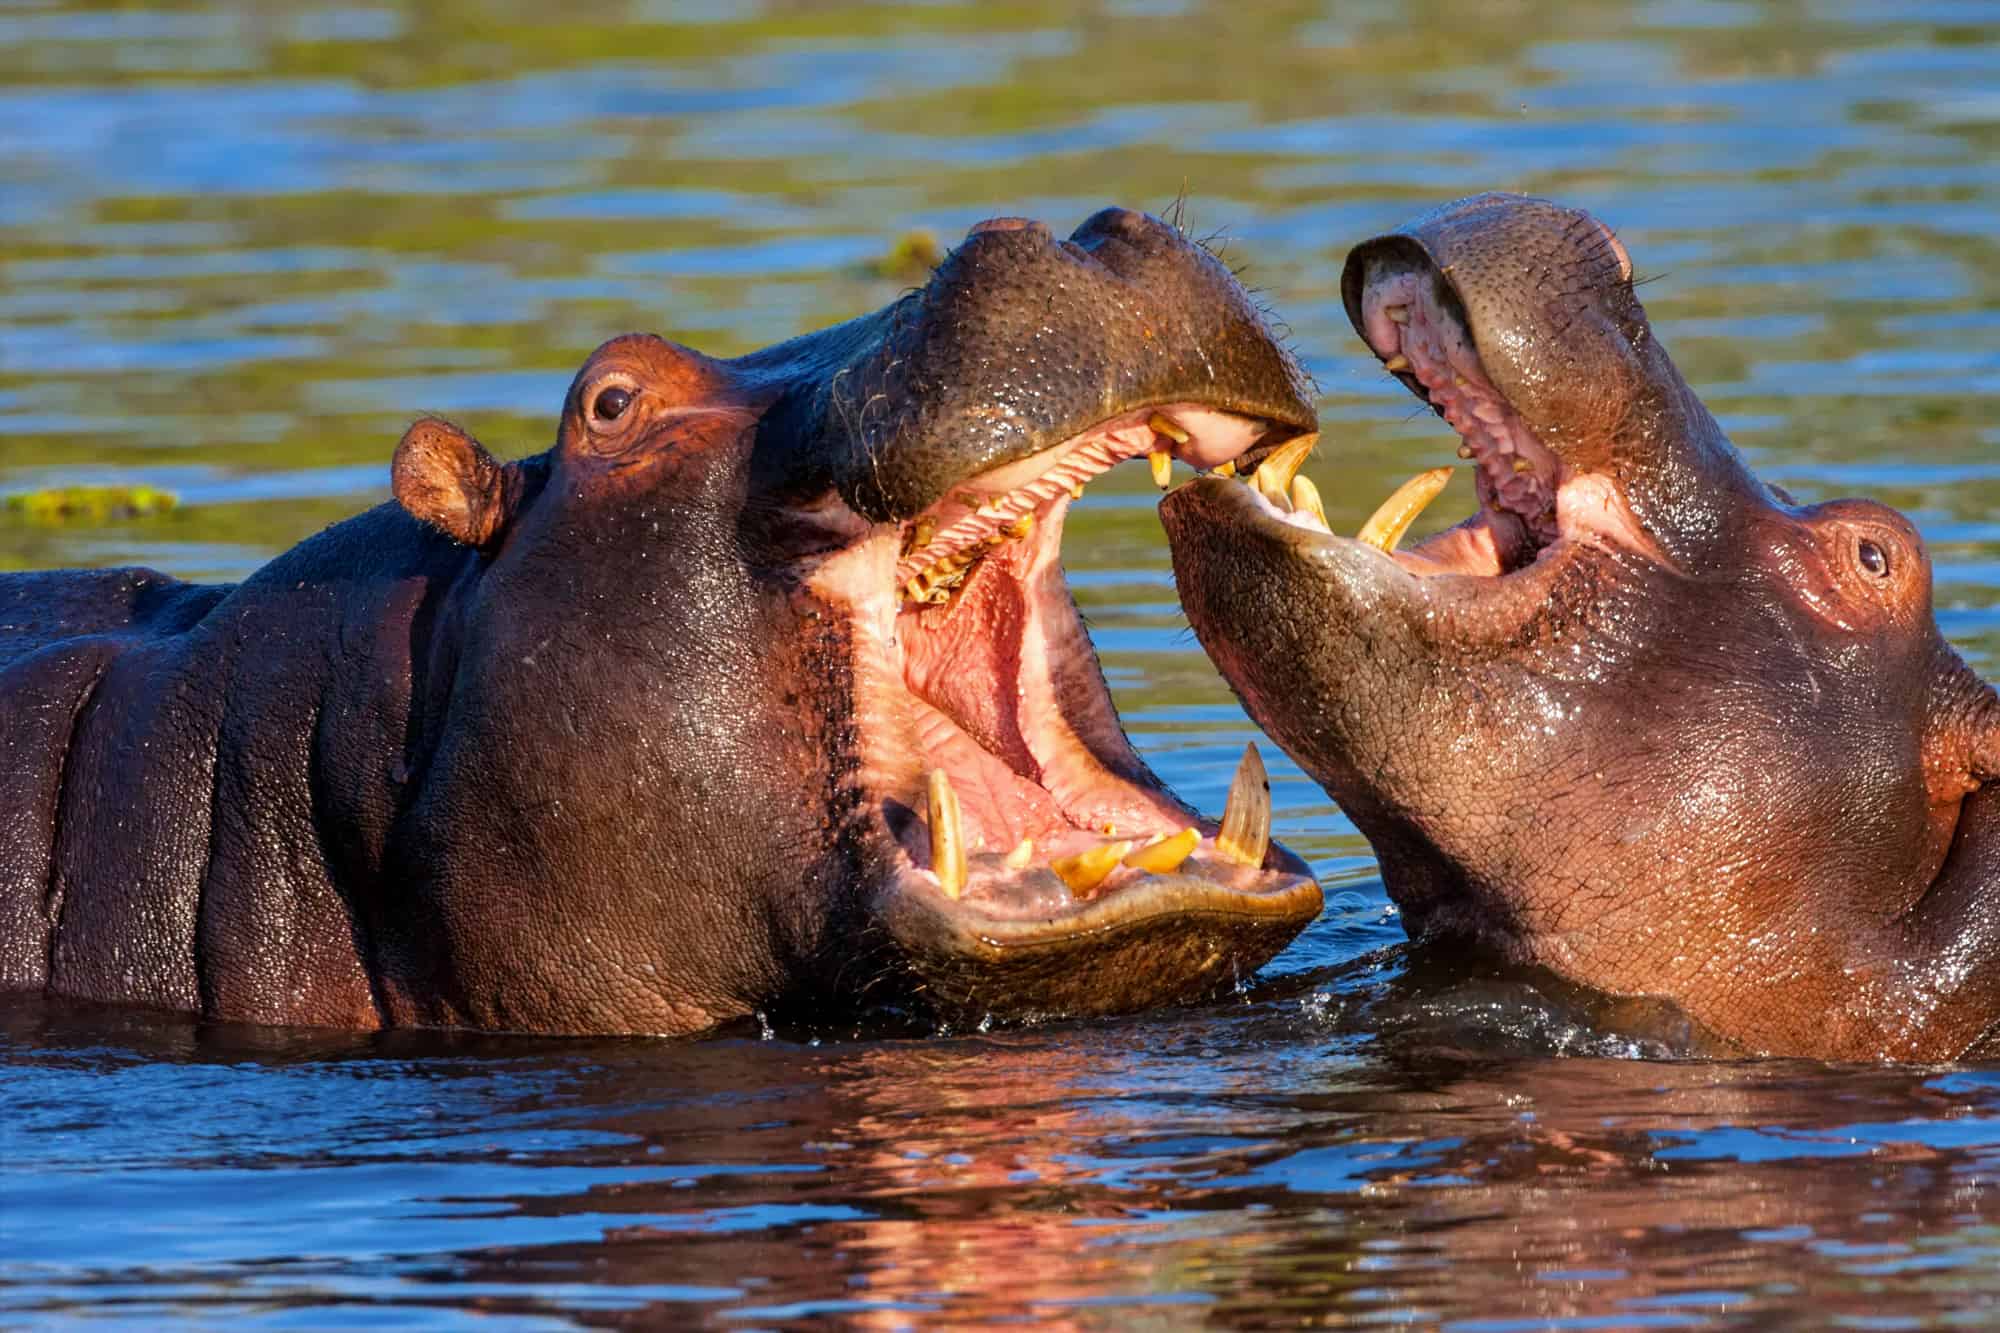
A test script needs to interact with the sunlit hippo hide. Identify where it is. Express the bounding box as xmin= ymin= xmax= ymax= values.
xmin=0 ymin=209 xmax=1324 ymax=1036
xmin=1161 ymin=192 xmax=2000 ymax=1062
